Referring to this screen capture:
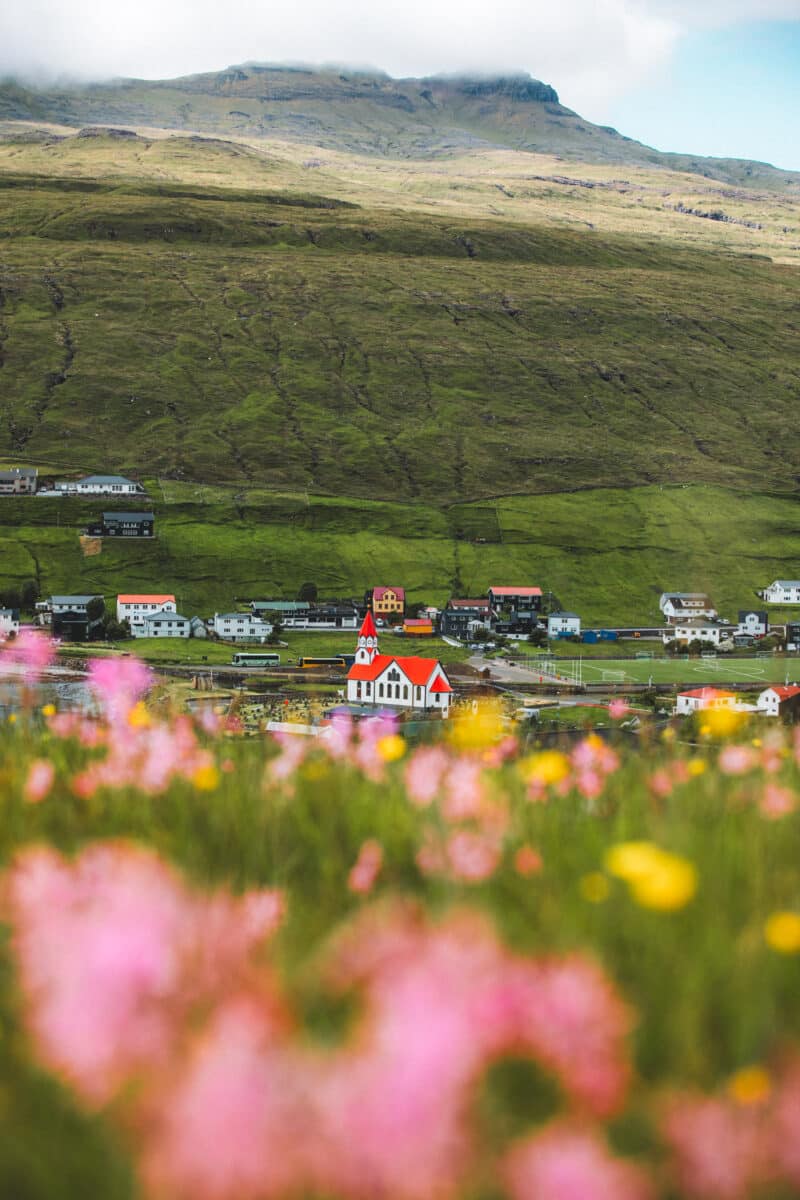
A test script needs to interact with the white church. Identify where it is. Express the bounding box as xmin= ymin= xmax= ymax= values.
xmin=345 ymin=611 xmax=453 ymax=716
